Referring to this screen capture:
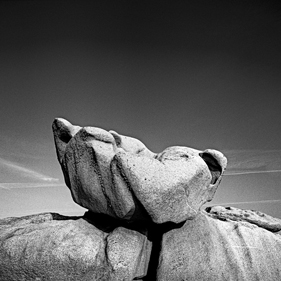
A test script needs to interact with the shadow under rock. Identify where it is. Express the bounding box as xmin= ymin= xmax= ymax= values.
xmin=50 ymin=213 xmax=82 ymax=221
xmin=52 ymin=211 xmax=187 ymax=281
xmin=83 ymin=211 xmax=151 ymax=235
